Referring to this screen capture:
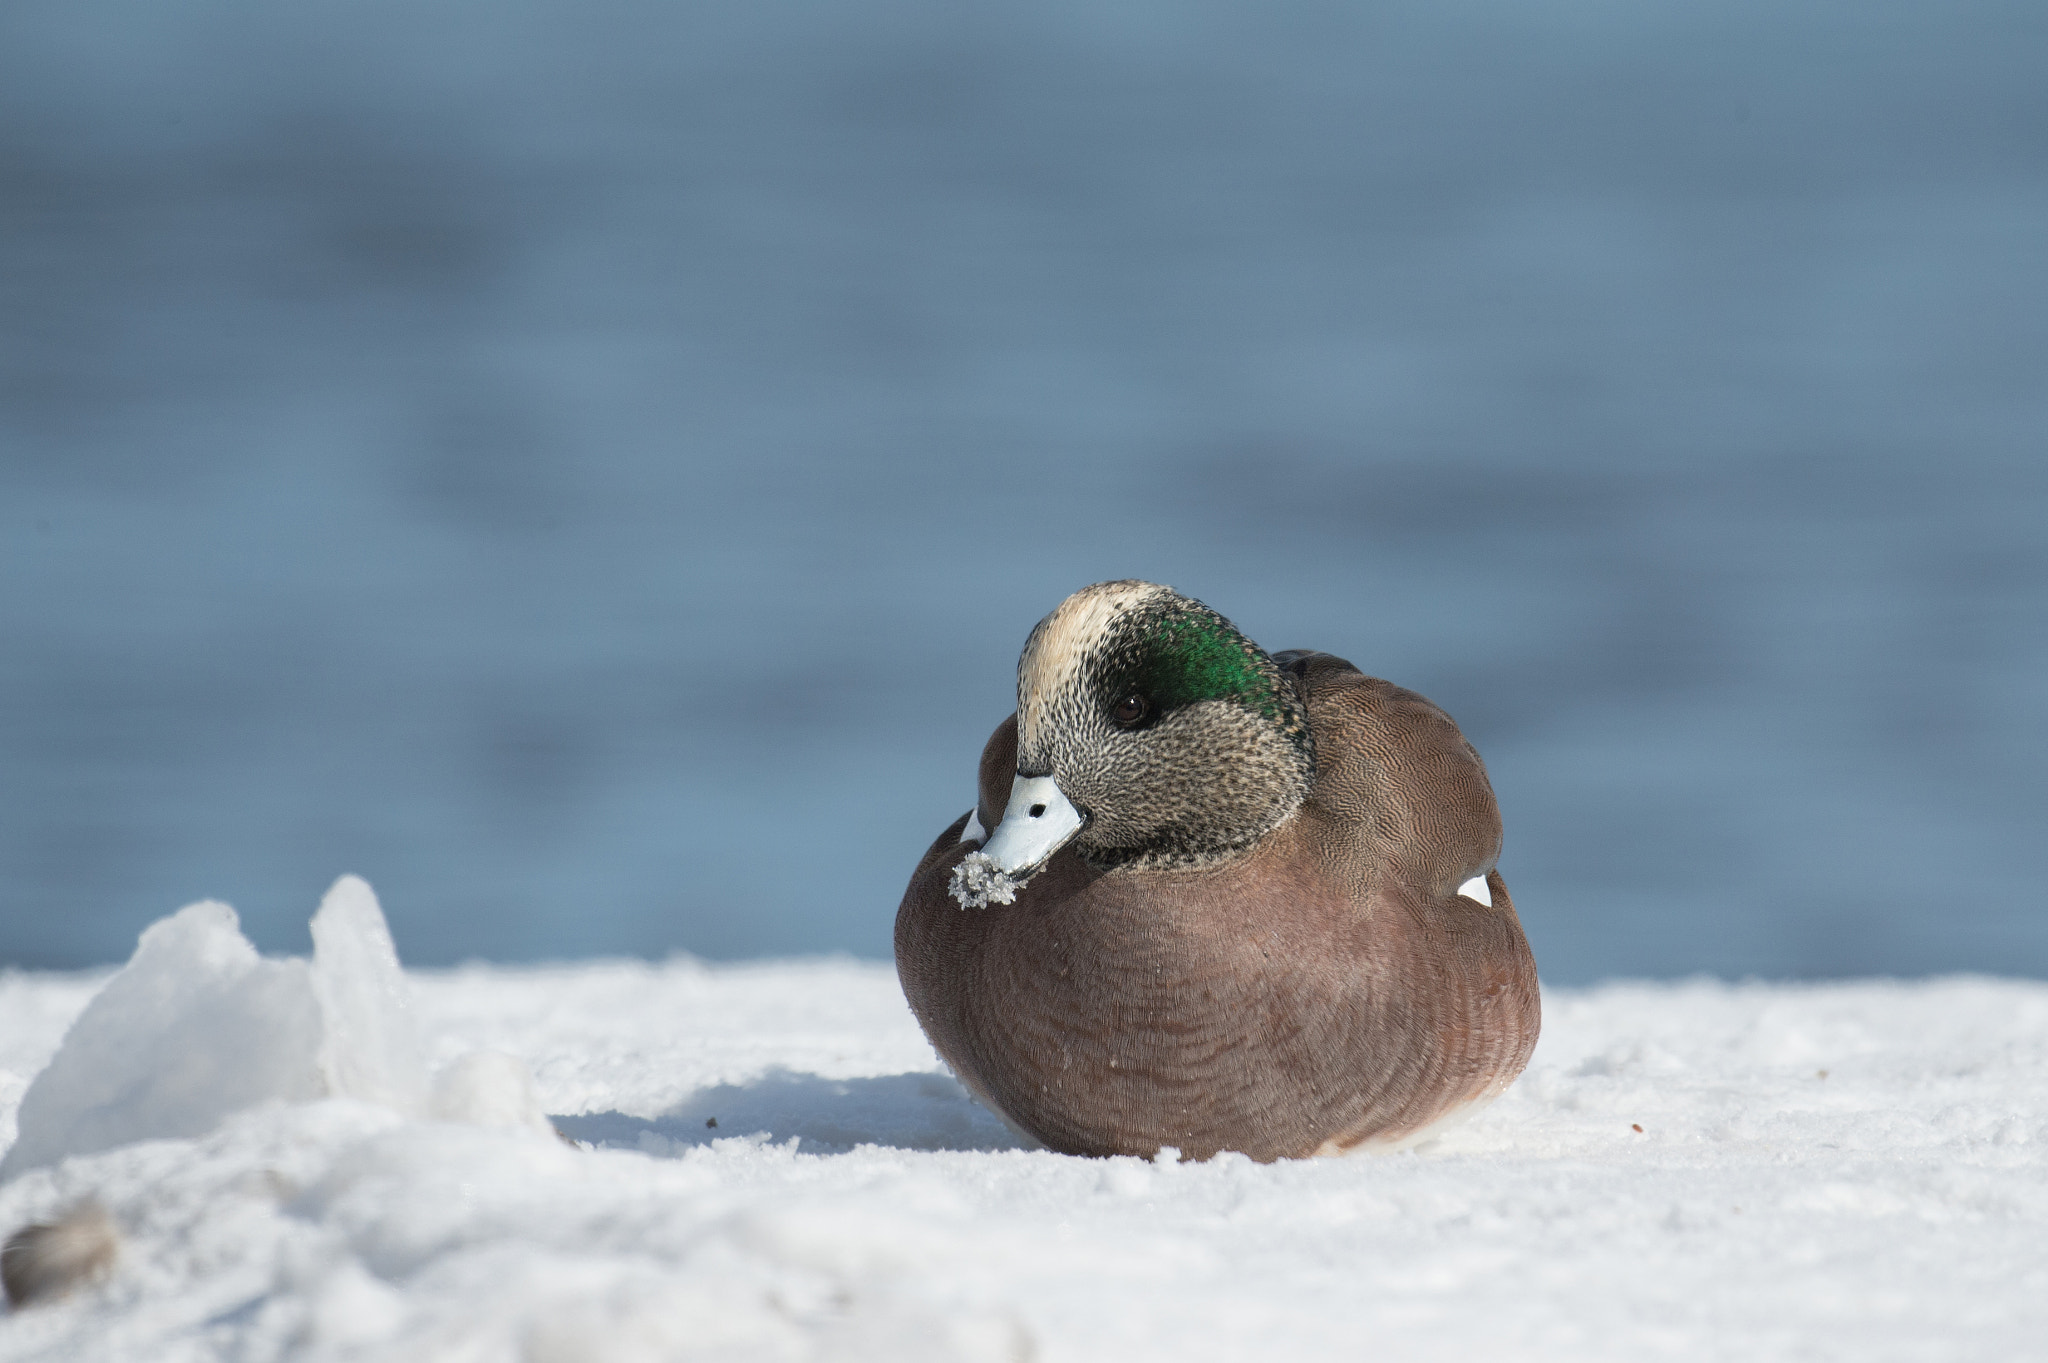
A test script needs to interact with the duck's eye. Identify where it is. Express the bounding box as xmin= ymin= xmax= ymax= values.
xmin=1112 ymin=694 xmax=1149 ymax=727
